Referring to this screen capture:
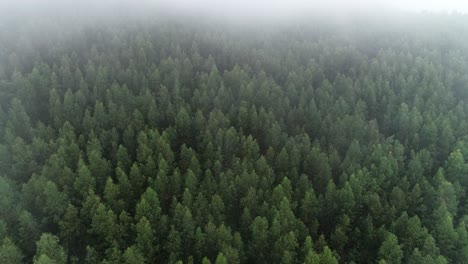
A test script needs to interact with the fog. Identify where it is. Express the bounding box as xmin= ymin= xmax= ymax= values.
xmin=157 ymin=0 xmax=468 ymax=16
xmin=2 ymin=0 xmax=468 ymax=21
